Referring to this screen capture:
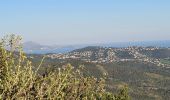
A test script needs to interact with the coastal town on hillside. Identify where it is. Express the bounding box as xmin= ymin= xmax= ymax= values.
xmin=45 ymin=46 xmax=170 ymax=68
